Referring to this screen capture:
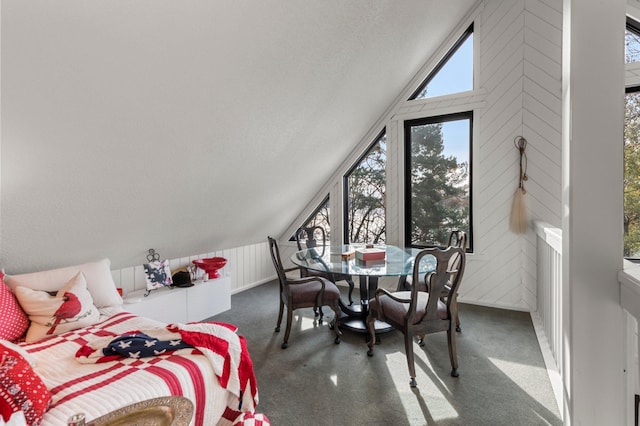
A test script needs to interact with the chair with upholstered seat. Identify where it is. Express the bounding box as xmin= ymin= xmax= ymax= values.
xmin=366 ymin=245 xmax=466 ymax=387
xmin=295 ymin=226 xmax=356 ymax=305
xmin=397 ymin=229 xmax=467 ymax=332
xmin=268 ymin=236 xmax=342 ymax=349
